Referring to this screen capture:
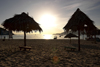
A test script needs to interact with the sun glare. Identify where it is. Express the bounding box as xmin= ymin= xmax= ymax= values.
xmin=43 ymin=34 xmax=52 ymax=39
xmin=39 ymin=14 xmax=56 ymax=28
